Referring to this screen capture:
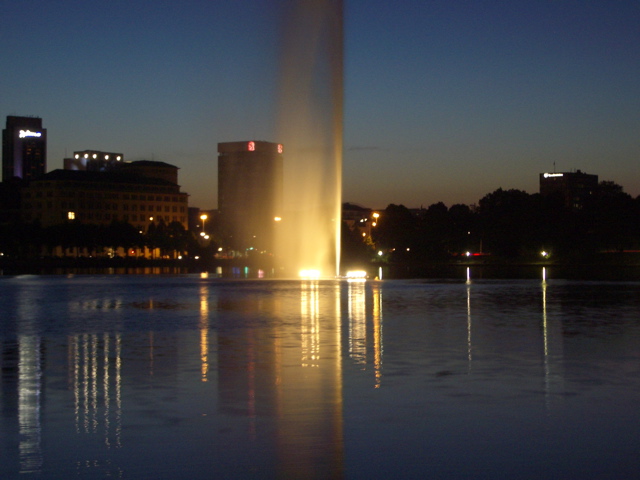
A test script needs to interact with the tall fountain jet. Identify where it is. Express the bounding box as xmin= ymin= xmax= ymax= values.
xmin=276 ymin=0 xmax=343 ymax=278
